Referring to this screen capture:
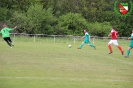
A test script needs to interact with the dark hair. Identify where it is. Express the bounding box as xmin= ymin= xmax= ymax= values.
xmin=3 ymin=24 xmax=7 ymax=28
xmin=84 ymin=29 xmax=87 ymax=31
xmin=112 ymin=26 xmax=115 ymax=29
xmin=3 ymin=23 xmax=7 ymax=26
